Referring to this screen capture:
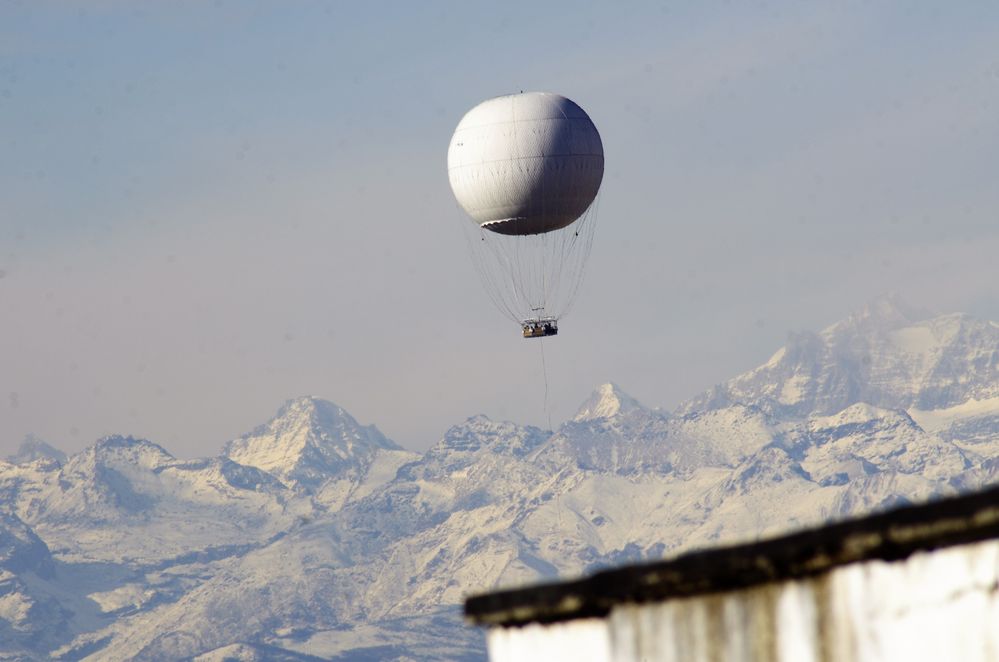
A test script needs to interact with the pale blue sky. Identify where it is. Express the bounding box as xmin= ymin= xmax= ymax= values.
xmin=2 ymin=2 xmax=998 ymax=455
